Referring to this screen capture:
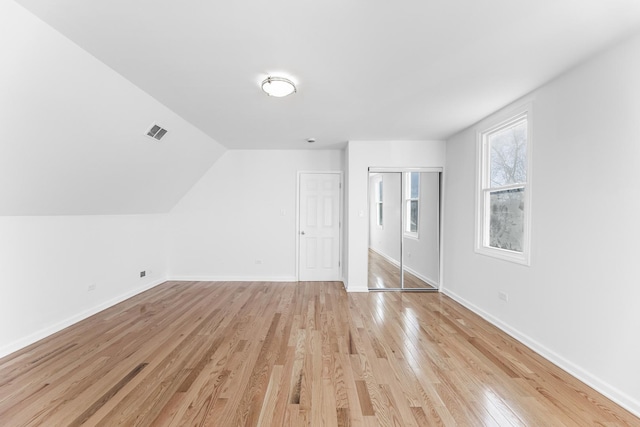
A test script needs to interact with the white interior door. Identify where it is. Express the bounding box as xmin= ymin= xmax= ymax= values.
xmin=298 ymin=173 xmax=341 ymax=281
